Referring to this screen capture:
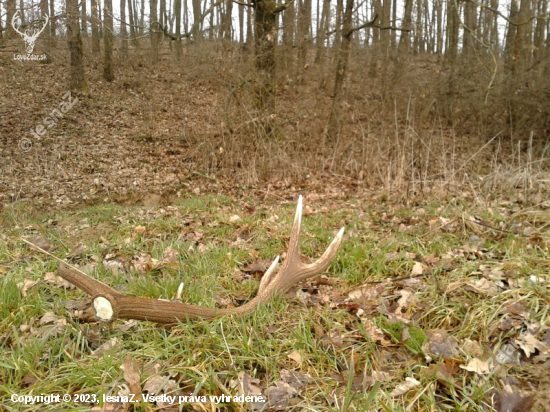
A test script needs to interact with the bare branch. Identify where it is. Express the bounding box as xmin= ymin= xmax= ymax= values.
xmin=231 ymin=0 xmax=253 ymax=7
xmin=471 ymin=0 xmax=544 ymax=27
xmin=274 ymin=0 xmax=295 ymax=14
